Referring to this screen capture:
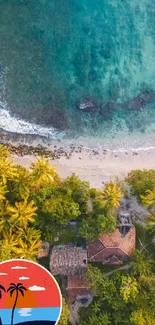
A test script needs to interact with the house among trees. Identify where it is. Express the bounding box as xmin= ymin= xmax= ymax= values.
xmin=87 ymin=214 xmax=135 ymax=264
xmin=66 ymin=275 xmax=91 ymax=297
xmin=49 ymin=214 xmax=136 ymax=298
xmin=50 ymin=246 xmax=87 ymax=275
